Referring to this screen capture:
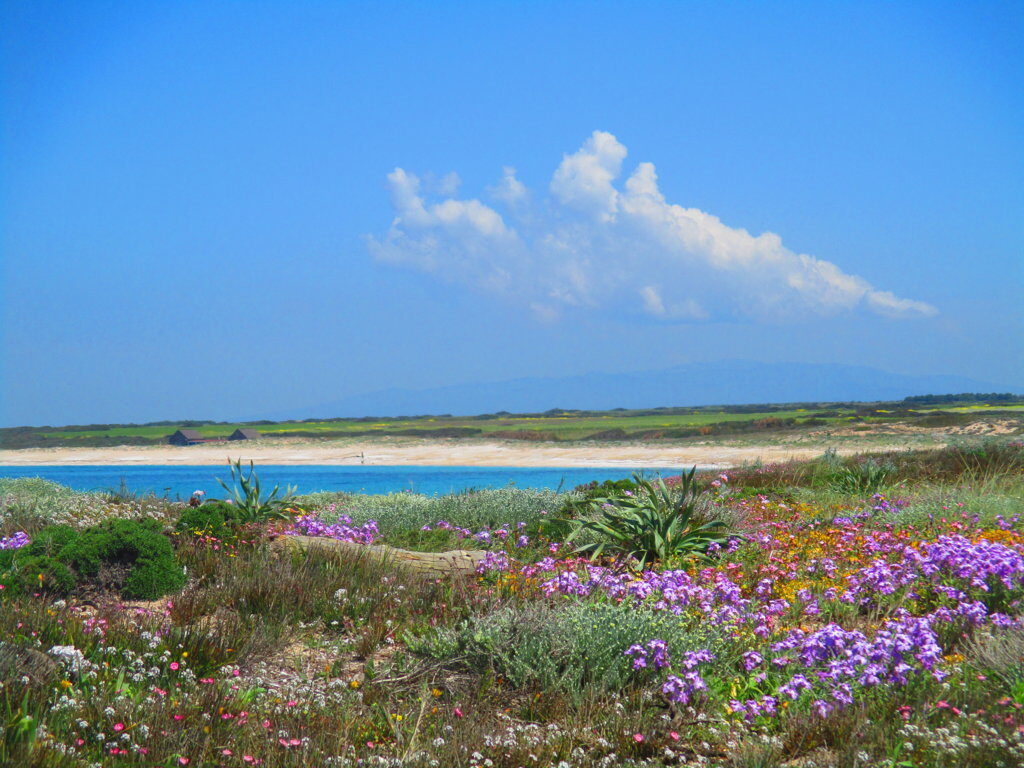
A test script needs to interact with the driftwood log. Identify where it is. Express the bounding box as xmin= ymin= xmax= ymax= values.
xmin=270 ymin=534 xmax=488 ymax=578
xmin=0 ymin=642 xmax=59 ymax=688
